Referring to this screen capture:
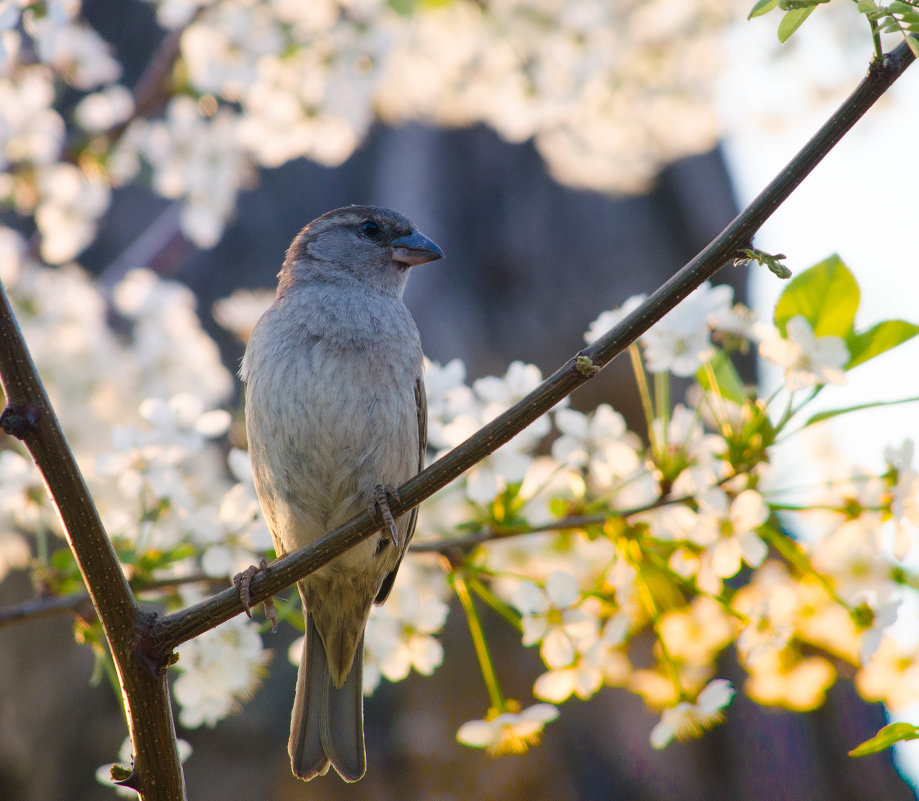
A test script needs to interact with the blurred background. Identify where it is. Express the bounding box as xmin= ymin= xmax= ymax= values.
xmin=1 ymin=0 xmax=918 ymax=799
